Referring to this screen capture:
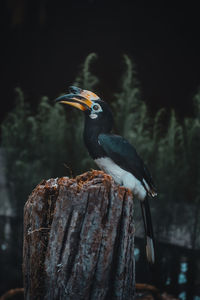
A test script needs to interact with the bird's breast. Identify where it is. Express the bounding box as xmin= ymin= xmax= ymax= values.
xmin=94 ymin=157 xmax=147 ymax=200
xmin=95 ymin=157 xmax=125 ymax=185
